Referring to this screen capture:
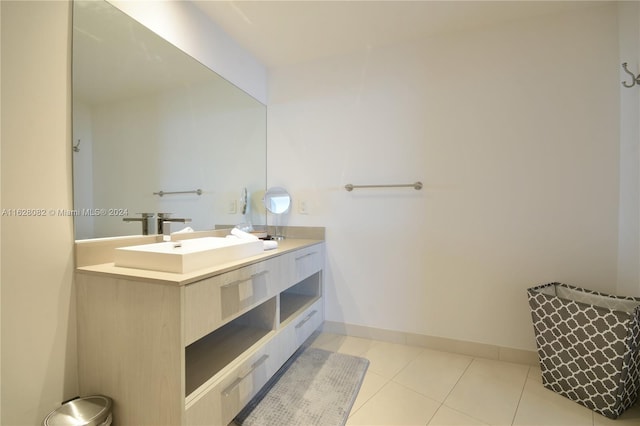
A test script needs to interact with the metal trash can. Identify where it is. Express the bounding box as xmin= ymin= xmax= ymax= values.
xmin=43 ymin=395 xmax=112 ymax=426
xmin=527 ymin=282 xmax=640 ymax=419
